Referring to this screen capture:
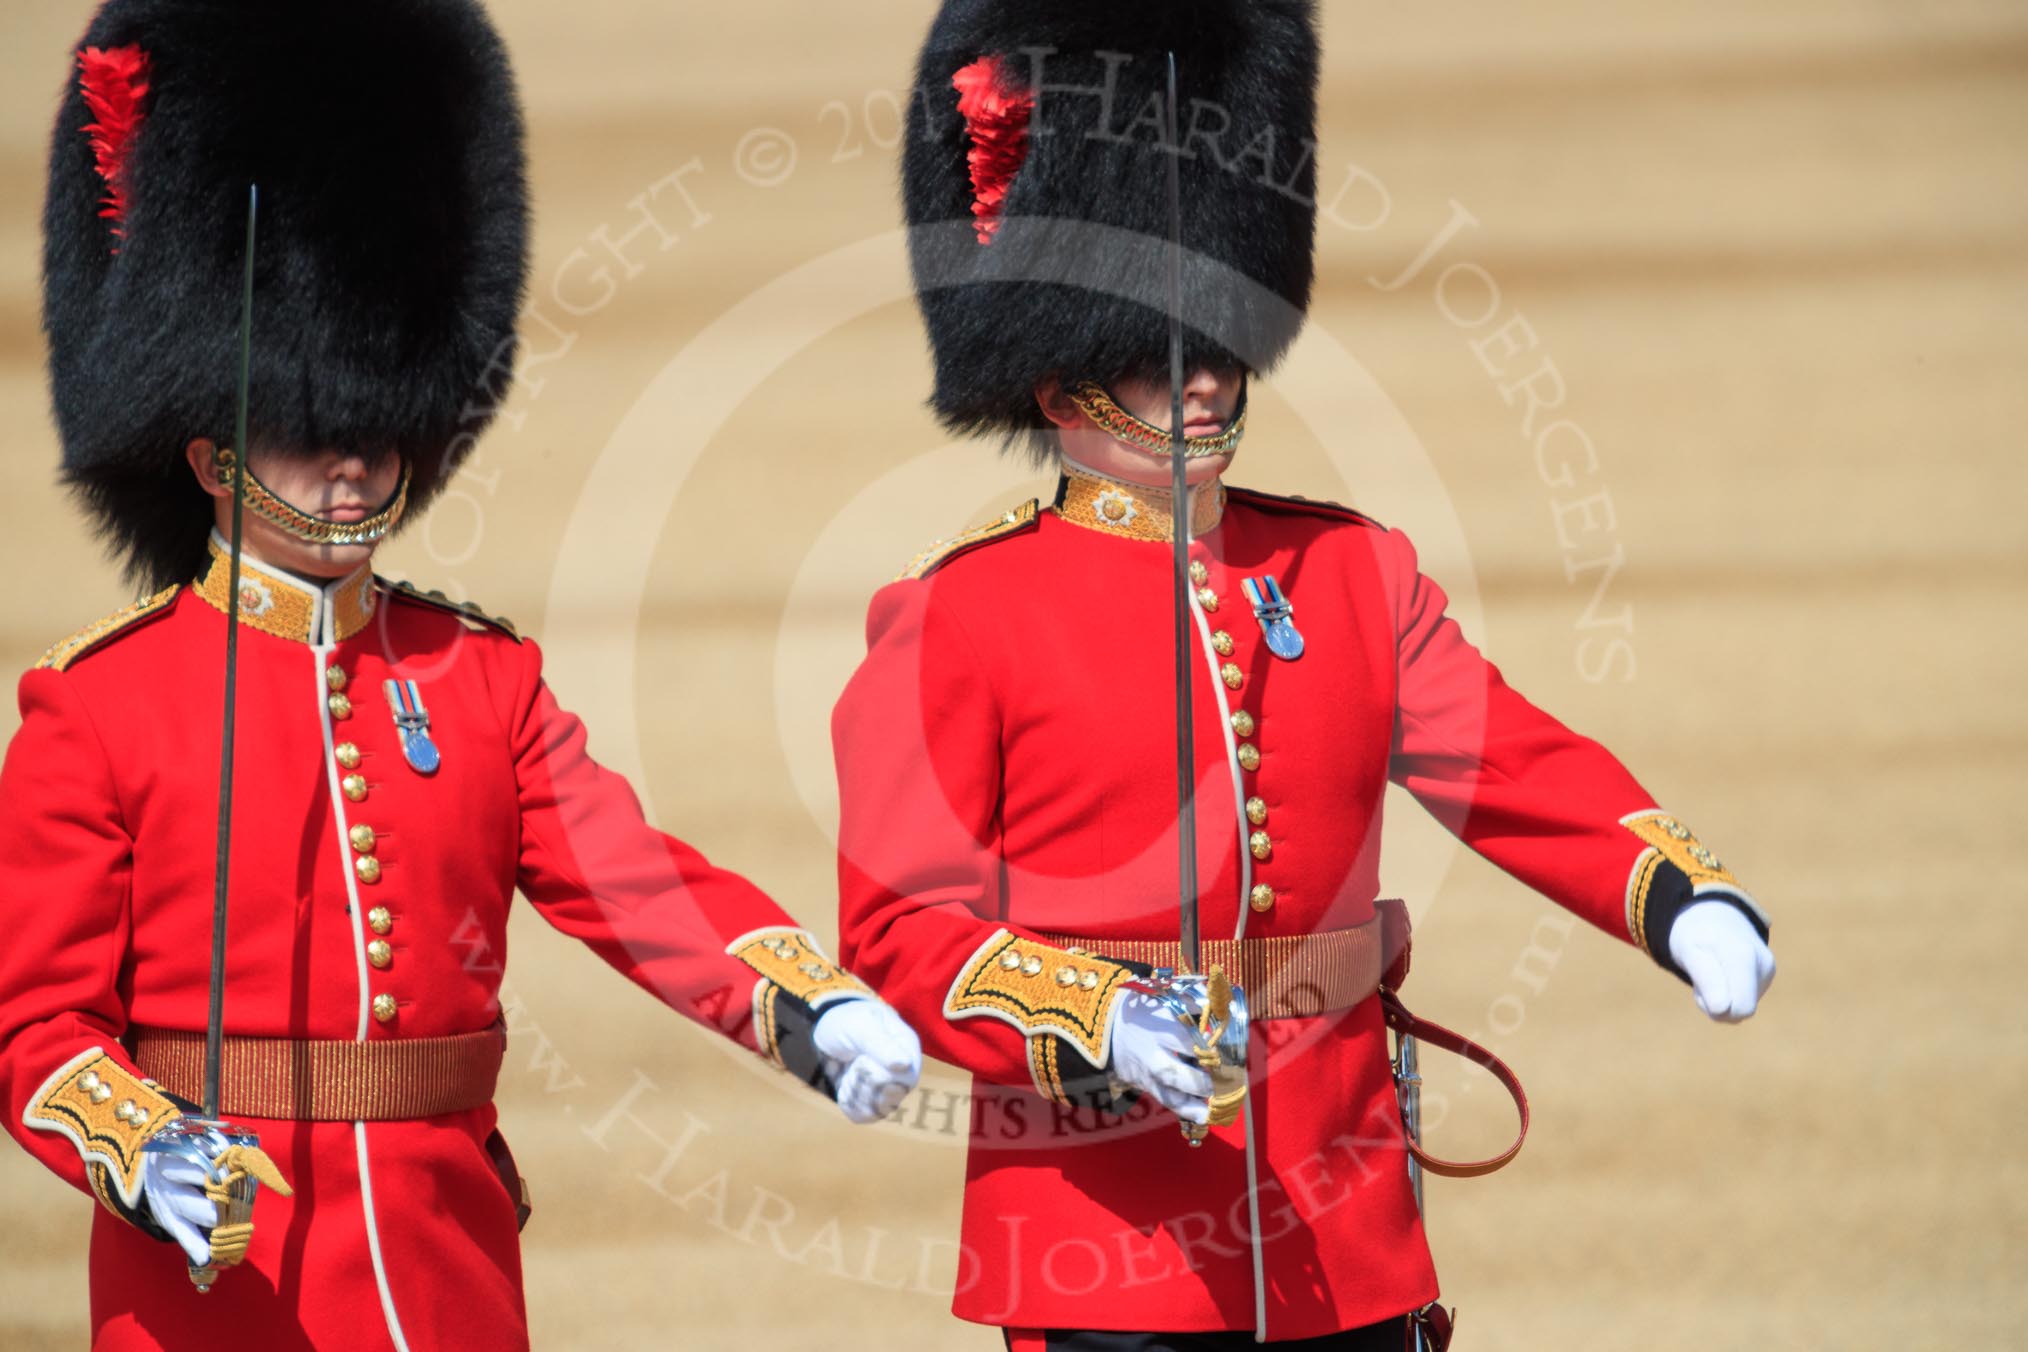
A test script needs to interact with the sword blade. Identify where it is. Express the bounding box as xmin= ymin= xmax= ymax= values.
xmin=205 ymin=183 xmax=259 ymax=1121
xmin=1164 ymin=51 xmax=1200 ymax=974
xmin=1396 ymin=1029 xmax=1425 ymax=1213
